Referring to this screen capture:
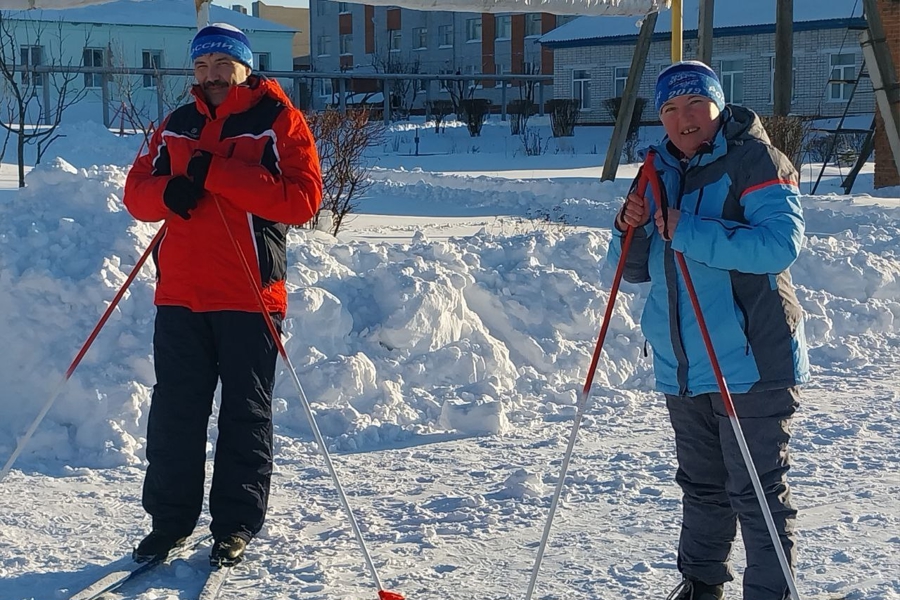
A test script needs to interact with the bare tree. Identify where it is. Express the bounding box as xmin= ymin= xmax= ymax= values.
xmin=0 ymin=12 xmax=91 ymax=187
xmin=107 ymin=41 xmax=192 ymax=147
xmin=370 ymin=51 xmax=421 ymax=121
xmin=305 ymin=108 xmax=385 ymax=236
